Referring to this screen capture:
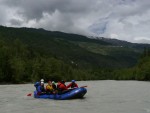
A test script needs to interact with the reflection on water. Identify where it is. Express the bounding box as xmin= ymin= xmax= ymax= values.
xmin=0 ymin=80 xmax=150 ymax=113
